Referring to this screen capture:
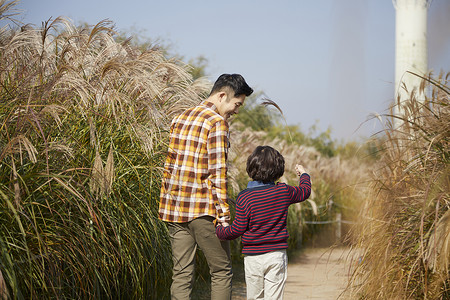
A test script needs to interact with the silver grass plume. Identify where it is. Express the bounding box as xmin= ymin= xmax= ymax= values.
xmin=261 ymin=98 xmax=293 ymax=142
